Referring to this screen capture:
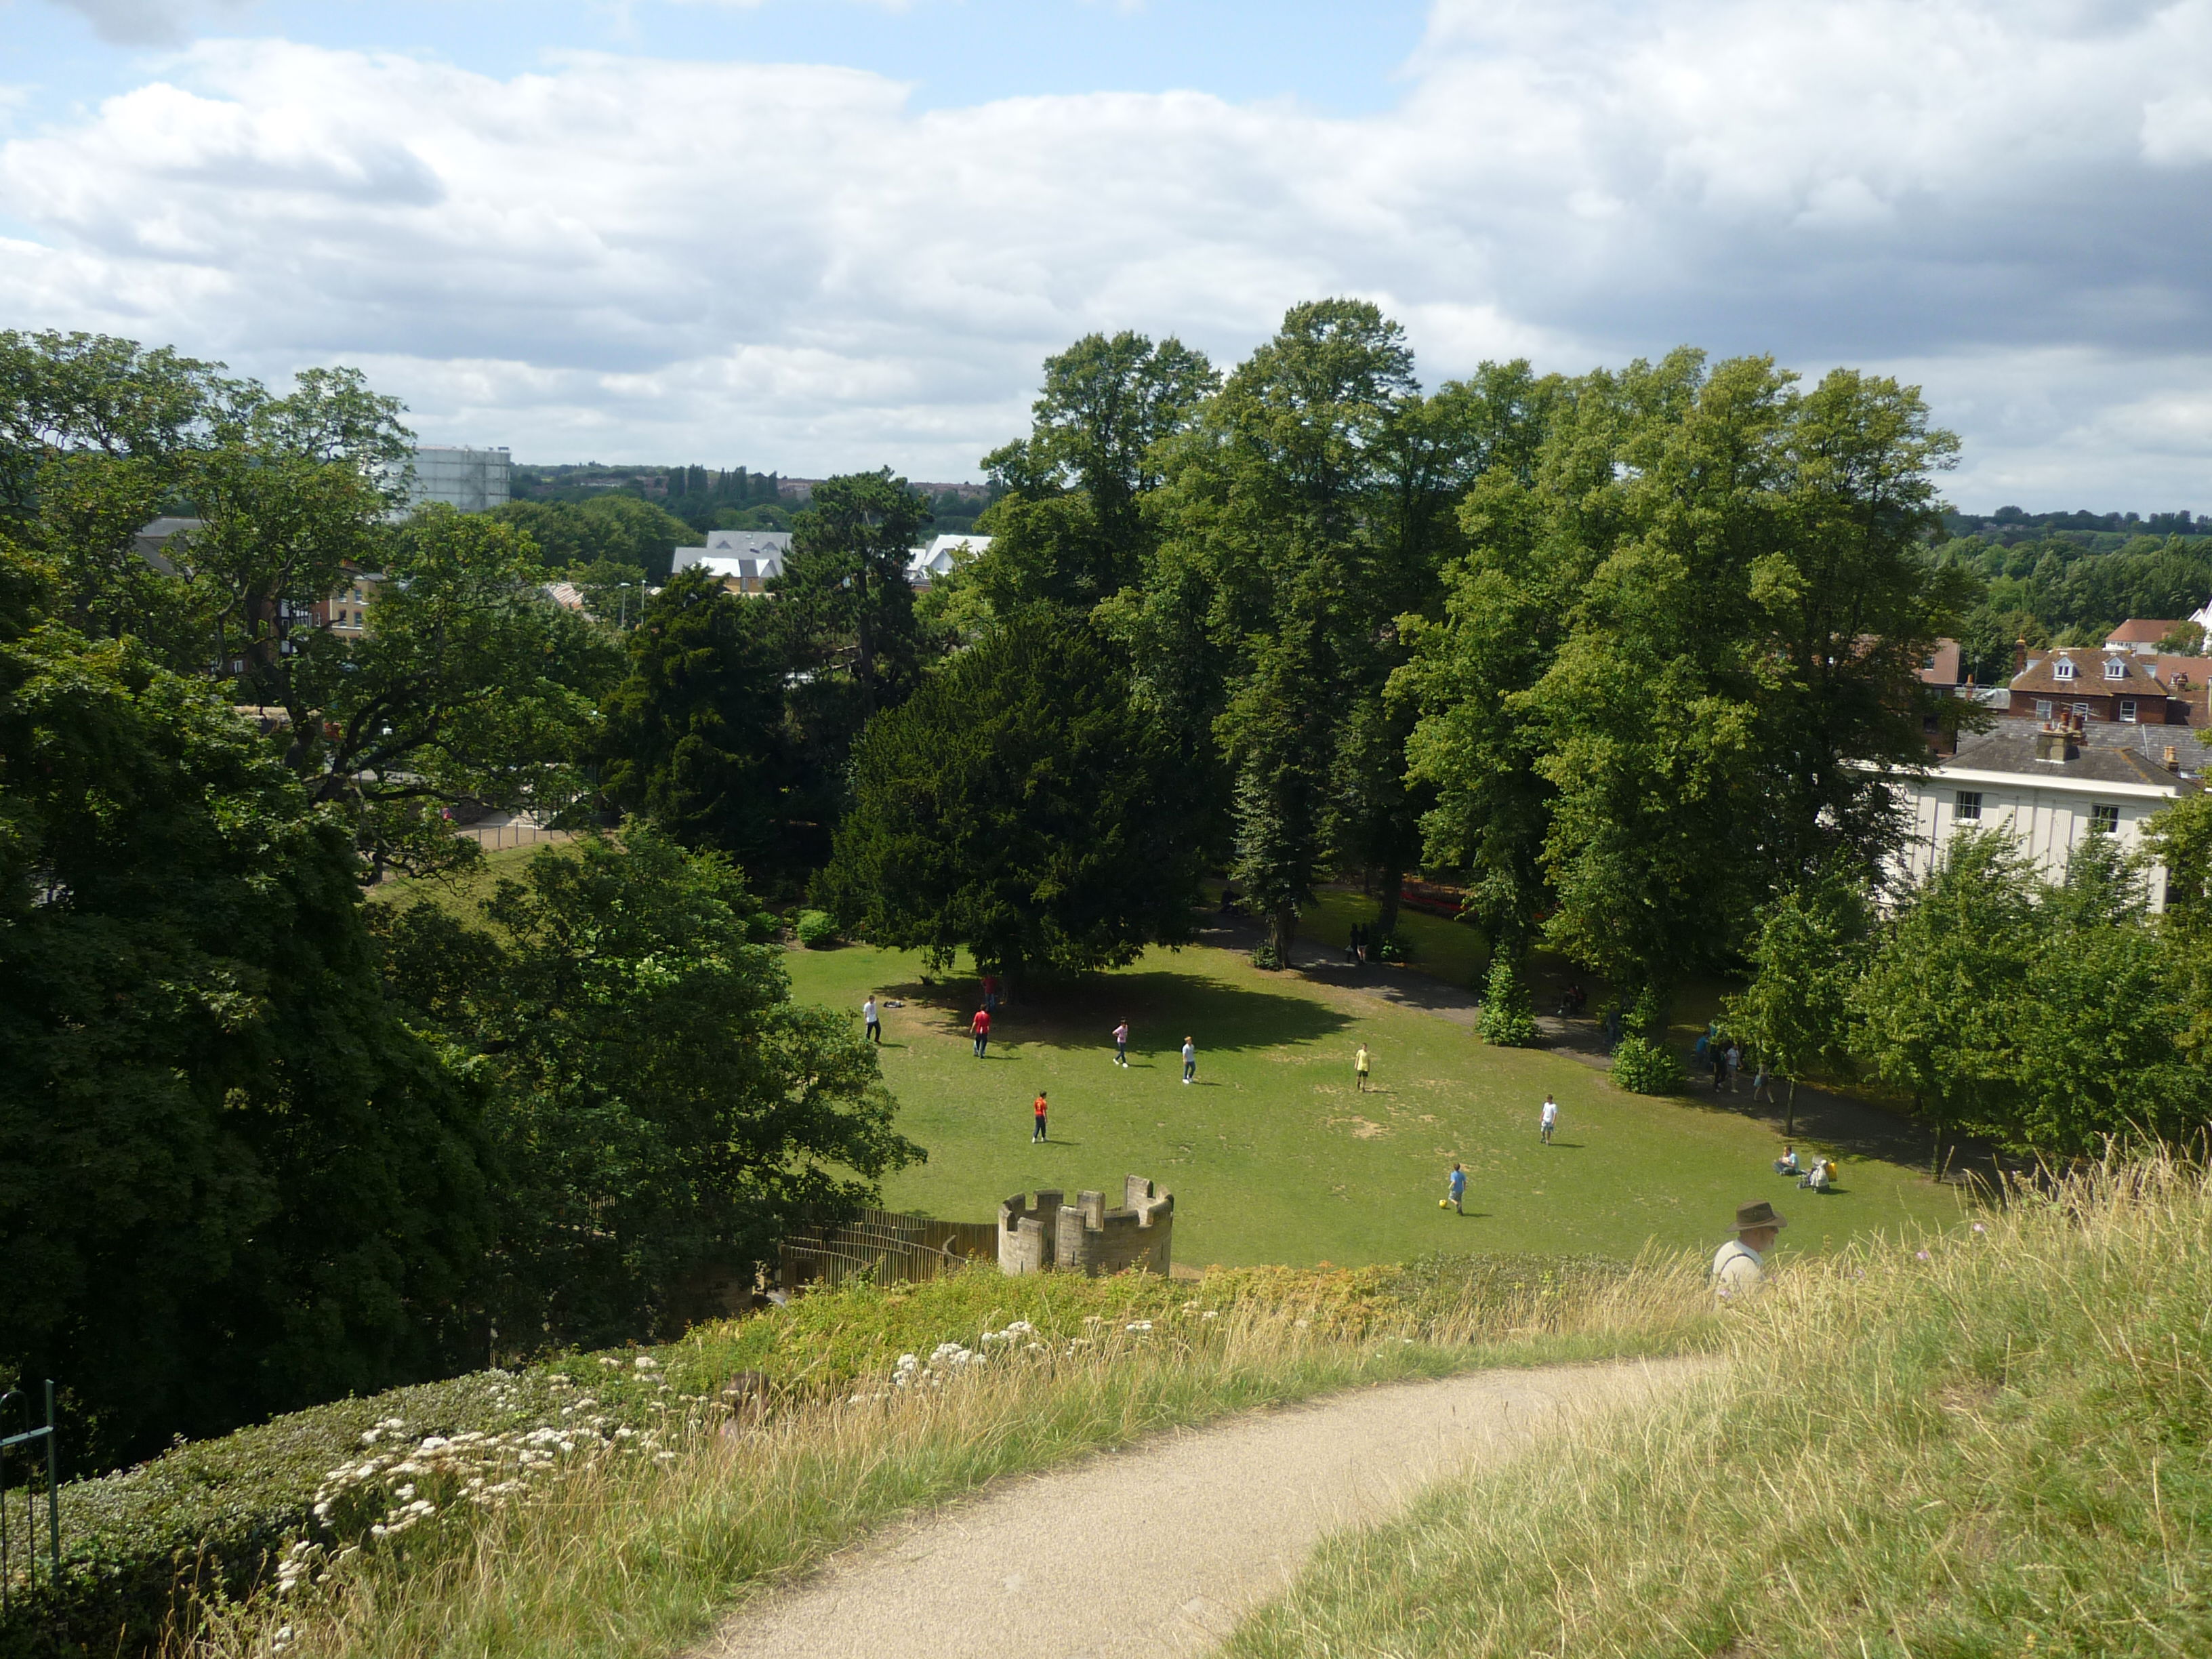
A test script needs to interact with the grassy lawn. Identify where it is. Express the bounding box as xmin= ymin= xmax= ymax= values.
xmin=786 ymin=939 xmax=1964 ymax=1269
